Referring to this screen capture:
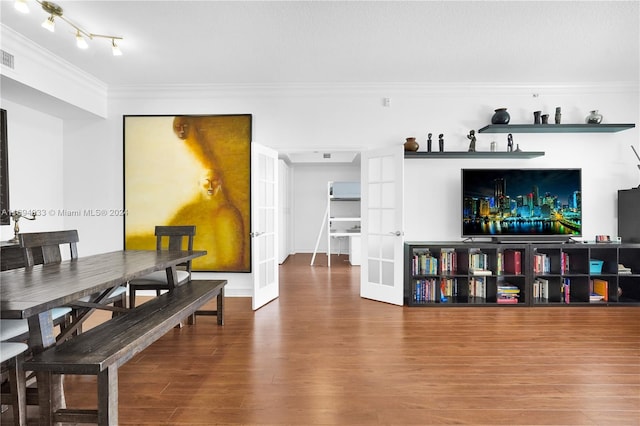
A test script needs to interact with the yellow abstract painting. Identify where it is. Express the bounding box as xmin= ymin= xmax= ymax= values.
xmin=124 ymin=115 xmax=251 ymax=272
